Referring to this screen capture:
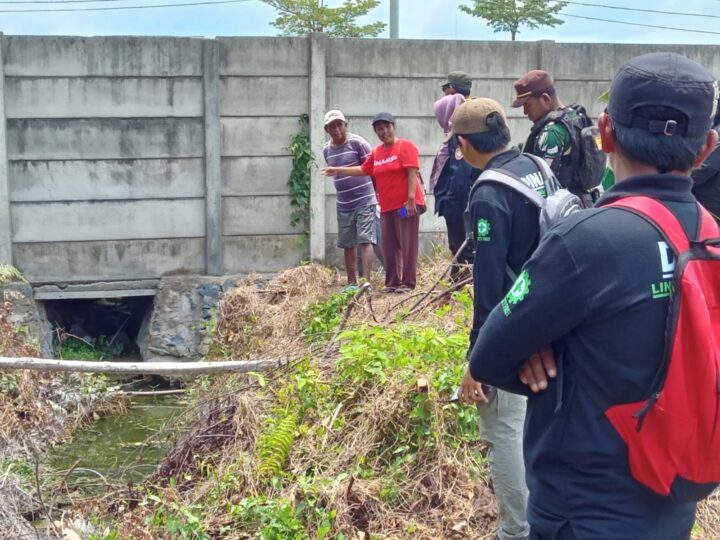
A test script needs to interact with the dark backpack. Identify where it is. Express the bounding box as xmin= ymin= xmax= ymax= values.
xmin=527 ymin=103 xmax=606 ymax=193
xmin=603 ymin=196 xmax=720 ymax=502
